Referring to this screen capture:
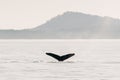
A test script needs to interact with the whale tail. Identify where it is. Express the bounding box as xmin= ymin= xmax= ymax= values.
xmin=46 ymin=53 xmax=75 ymax=61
